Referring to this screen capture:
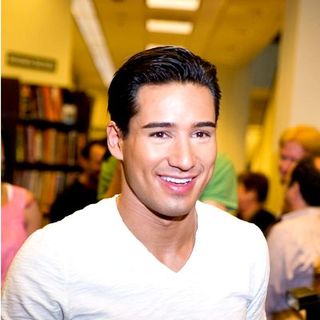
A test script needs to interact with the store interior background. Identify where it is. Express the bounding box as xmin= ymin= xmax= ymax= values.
xmin=2 ymin=0 xmax=320 ymax=213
